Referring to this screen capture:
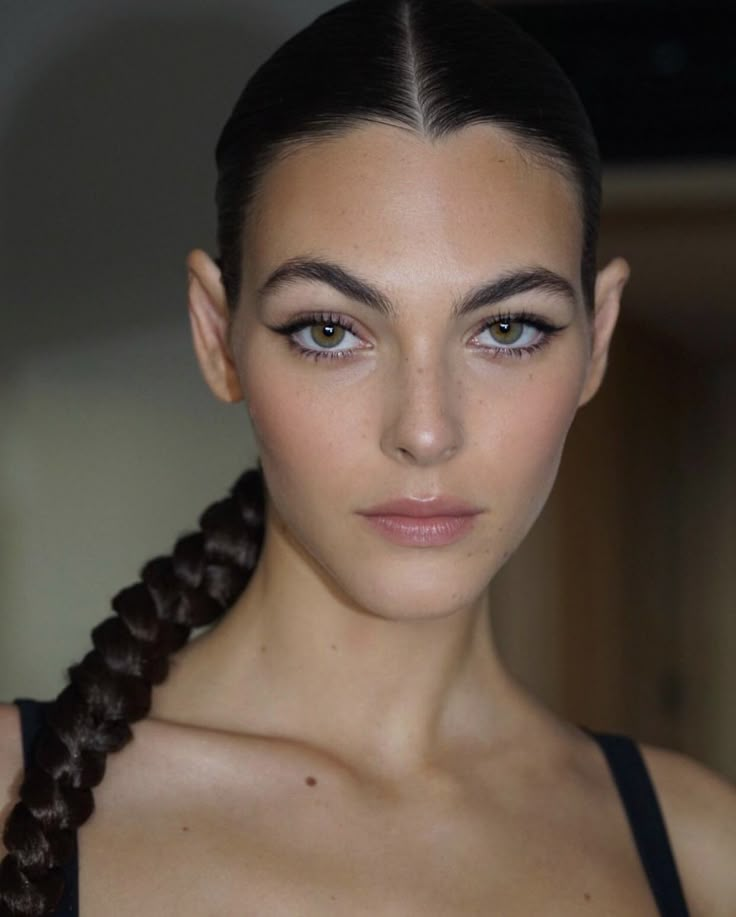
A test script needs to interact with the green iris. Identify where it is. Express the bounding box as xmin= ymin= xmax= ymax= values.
xmin=310 ymin=323 xmax=346 ymax=348
xmin=489 ymin=320 xmax=524 ymax=345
